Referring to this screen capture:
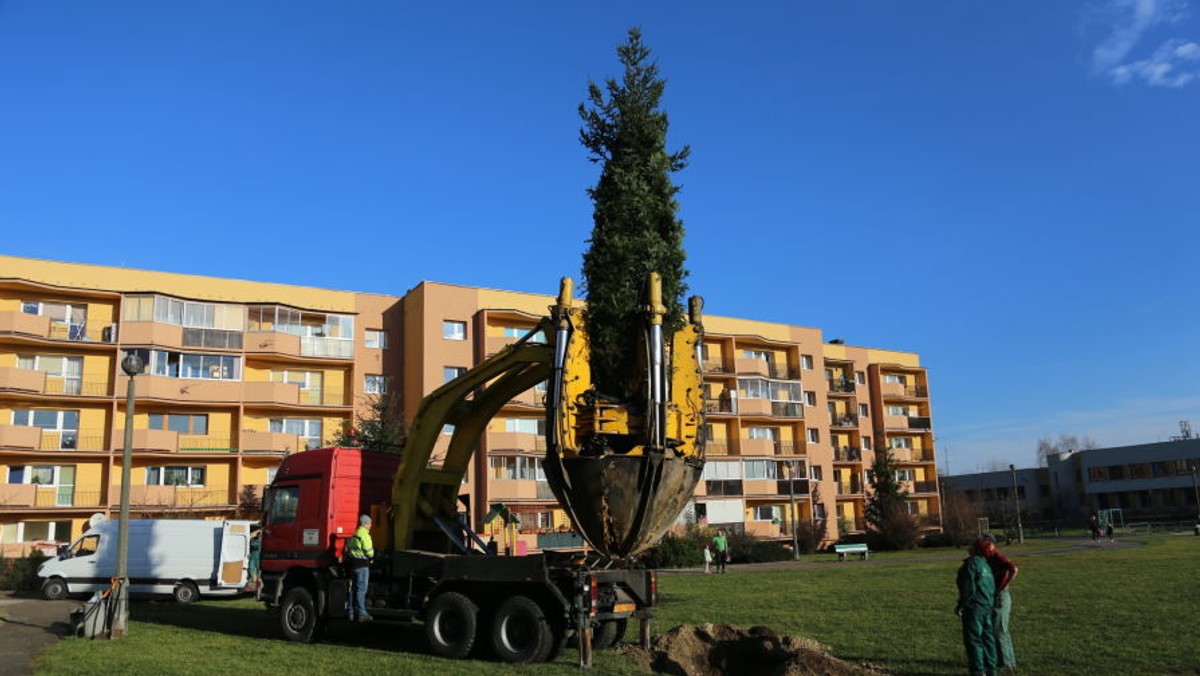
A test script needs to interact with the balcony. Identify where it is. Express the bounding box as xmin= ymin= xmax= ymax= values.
xmin=119 ymin=322 xmax=184 ymax=349
xmin=489 ymin=480 xmax=553 ymax=501
xmin=906 ymin=416 xmax=932 ymax=430
xmin=827 ymin=378 xmax=856 ymax=395
xmin=739 ymin=437 xmax=778 ymax=456
xmin=702 ymin=358 xmax=730 ymax=374
xmin=0 ymin=368 xmax=112 ymax=397
xmin=0 ymin=311 xmax=116 ymax=344
xmin=244 ymin=381 xmax=302 ymax=406
xmin=734 ymin=358 xmax=771 ymax=377
xmin=771 ymin=402 xmax=804 ymax=419
xmin=767 ymin=363 xmax=799 ymax=380
xmin=245 ymin=331 xmax=301 ymax=357
xmin=737 ymin=398 xmax=772 ymax=416
xmin=124 ymin=485 xmax=231 ymax=508
xmin=0 ymin=424 xmax=43 ymax=449
xmin=0 ymin=484 xmax=104 ymax=509
xmin=830 ymin=414 xmax=858 ymax=428
xmin=241 ymin=430 xmax=302 ymax=454
xmin=507 ymin=388 xmax=545 ymax=408
xmin=881 ymin=381 xmax=929 ymax=399
xmin=835 ymin=481 xmax=864 ymax=495
xmin=884 ymin=415 xmax=932 ymax=431
xmin=704 ymin=479 xmax=743 ymax=497
xmin=704 ymin=440 xmax=730 ymax=455
xmin=136 ymin=375 xmax=242 ymax=403
xmin=300 ymin=336 xmax=353 ymax=359
xmin=913 ymin=480 xmax=939 ymax=494
xmin=774 ymin=478 xmax=810 ymax=495
xmin=704 ymin=397 xmax=737 ymax=414
xmin=833 ymin=446 xmax=862 ymax=462
xmin=488 ymin=431 xmax=545 ymax=453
